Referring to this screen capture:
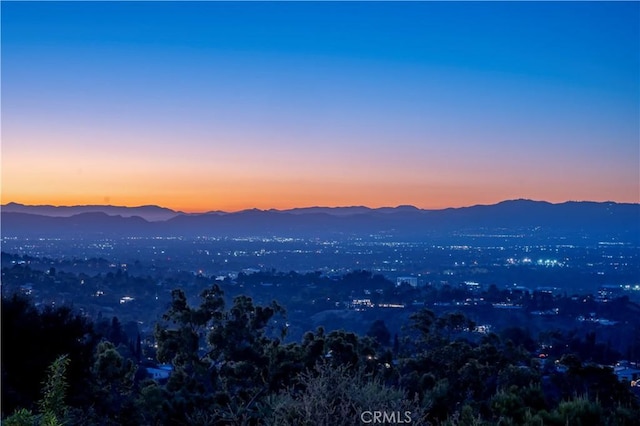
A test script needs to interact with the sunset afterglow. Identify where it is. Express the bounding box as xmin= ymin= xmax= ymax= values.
xmin=2 ymin=2 xmax=638 ymax=212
